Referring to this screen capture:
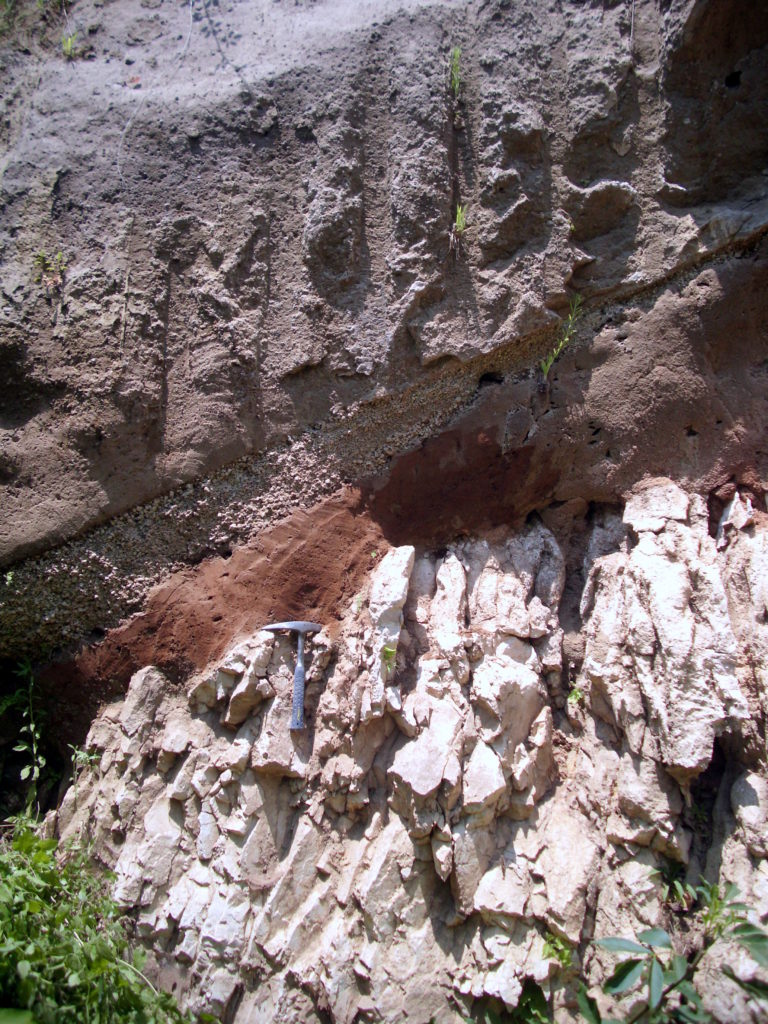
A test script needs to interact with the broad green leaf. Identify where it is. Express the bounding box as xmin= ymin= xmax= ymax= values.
xmin=731 ymin=923 xmax=764 ymax=938
xmin=637 ymin=927 xmax=672 ymax=949
xmin=722 ymin=965 xmax=768 ymax=1003
xmin=576 ymin=986 xmax=602 ymax=1024
xmin=16 ymin=961 xmax=31 ymax=981
xmin=604 ymin=958 xmax=644 ymax=995
xmin=664 ymin=953 xmax=688 ymax=985
xmin=595 ymin=937 xmax=648 ymax=954
xmin=677 ymin=1005 xmax=713 ymax=1023
xmin=732 ymin=926 xmax=768 ymax=967
xmin=0 ymin=1011 xmax=34 ymax=1024
xmin=649 ymin=957 xmax=663 ymax=1009
xmin=19 ymin=766 xmax=30 ymax=781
